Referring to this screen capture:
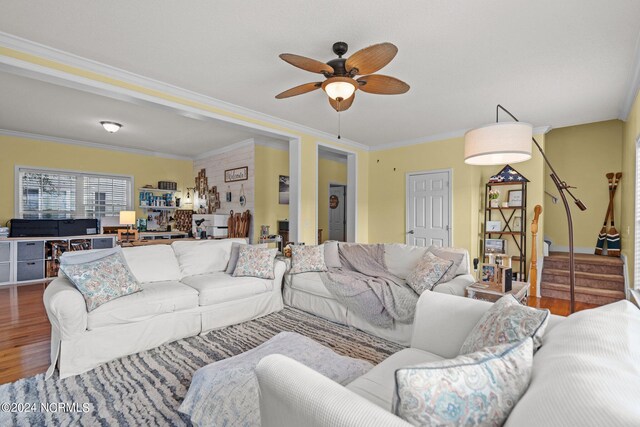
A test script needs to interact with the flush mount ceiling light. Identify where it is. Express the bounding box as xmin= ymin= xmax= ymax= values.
xmin=100 ymin=121 xmax=122 ymax=133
